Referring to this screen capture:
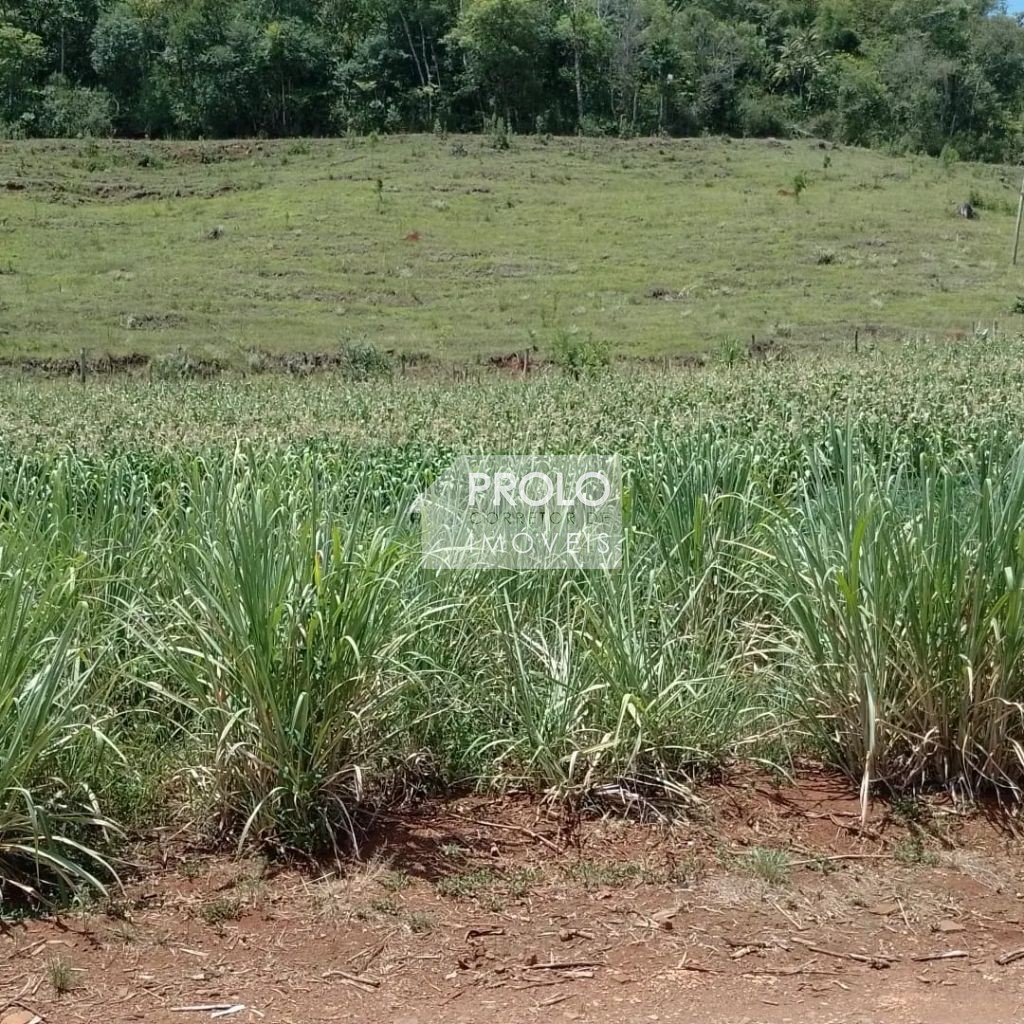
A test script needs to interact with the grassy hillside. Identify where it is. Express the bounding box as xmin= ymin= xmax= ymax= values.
xmin=1 ymin=134 xmax=1022 ymax=362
